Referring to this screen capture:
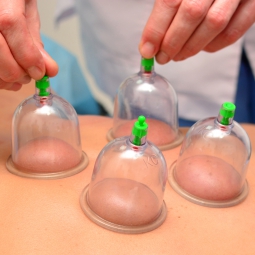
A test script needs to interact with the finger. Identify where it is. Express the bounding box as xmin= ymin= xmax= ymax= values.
xmin=155 ymin=0 xmax=214 ymax=64
xmin=139 ymin=0 xmax=182 ymax=59
xmin=0 ymin=78 xmax=22 ymax=91
xmin=0 ymin=33 xmax=32 ymax=84
xmin=174 ymin=0 xmax=240 ymax=61
xmin=0 ymin=0 xmax=45 ymax=80
xmin=0 ymin=80 xmax=13 ymax=89
xmin=6 ymin=83 xmax=23 ymax=91
xmin=204 ymin=0 xmax=255 ymax=52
